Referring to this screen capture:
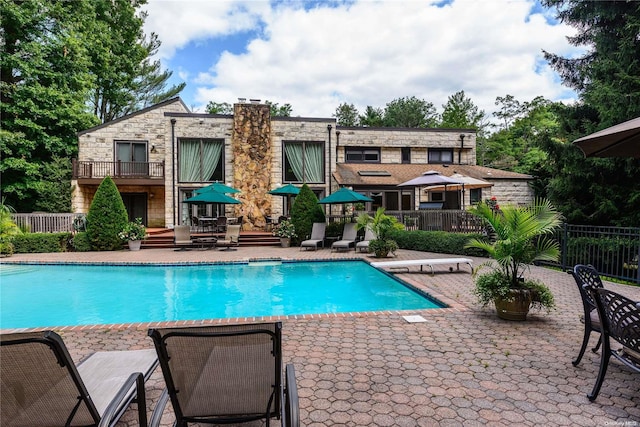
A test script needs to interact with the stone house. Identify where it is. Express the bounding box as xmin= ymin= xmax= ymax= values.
xmin=72 ymin=97 xmax=533 ymax=229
